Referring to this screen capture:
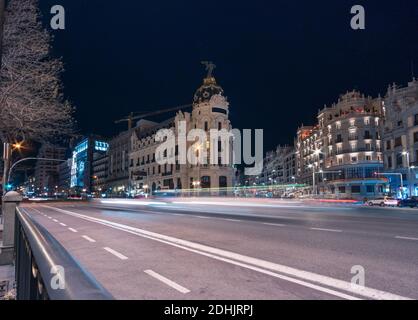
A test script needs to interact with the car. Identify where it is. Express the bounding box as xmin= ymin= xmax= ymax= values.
xmin=367 ymin=197 xmax=400 ymax=207
xmin=399 ymin=197 xmax=418 ymax=208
